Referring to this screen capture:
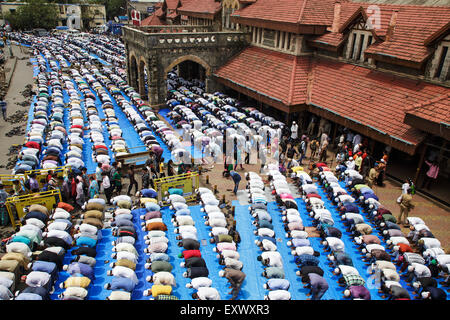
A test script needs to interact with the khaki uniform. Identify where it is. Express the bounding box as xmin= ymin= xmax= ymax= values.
xmin=398 ymin=193 xmax=414 ymax=224
xmin=367 ymin=168 xmax=378 ymax=188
